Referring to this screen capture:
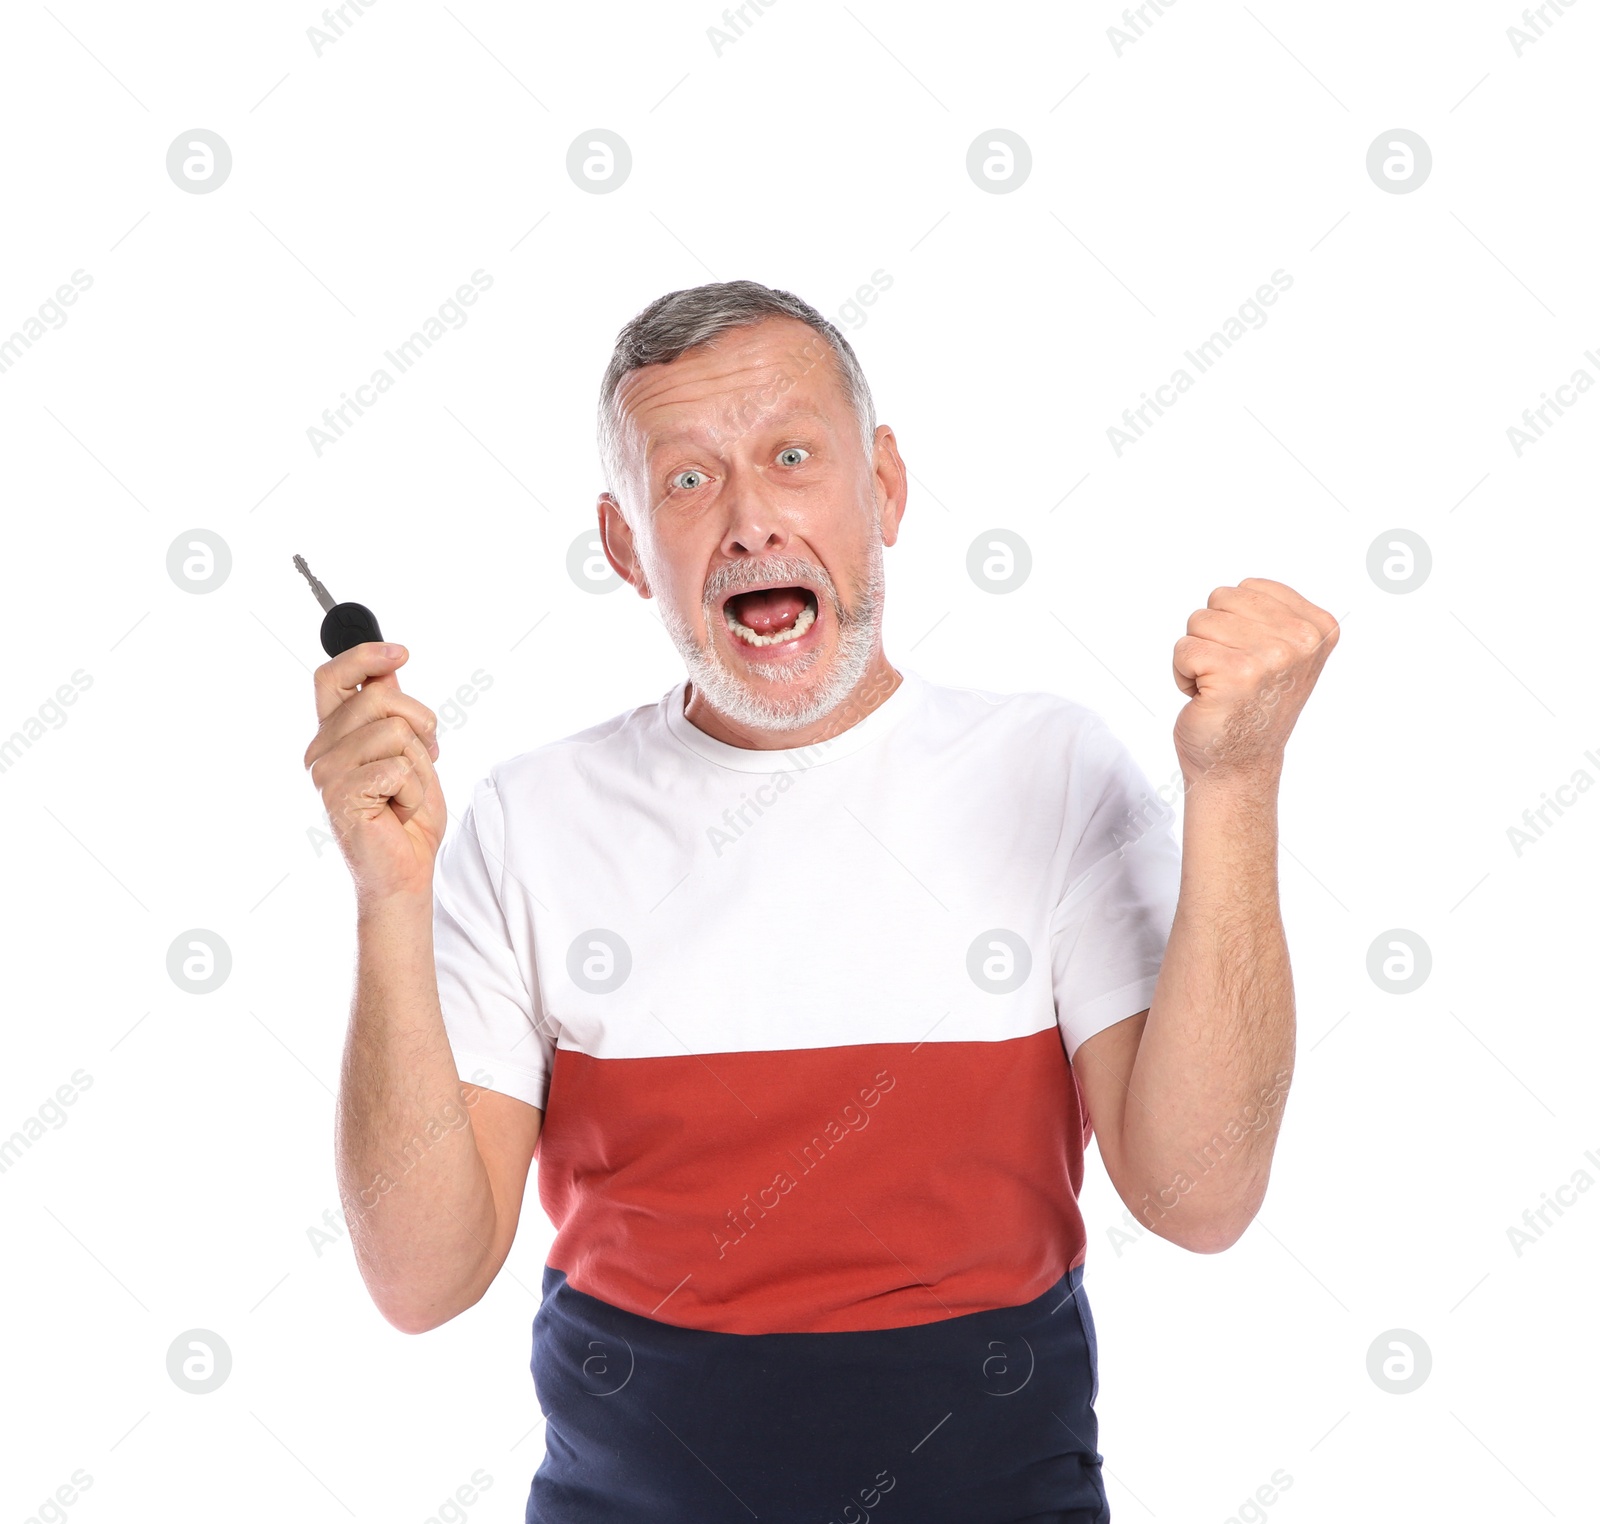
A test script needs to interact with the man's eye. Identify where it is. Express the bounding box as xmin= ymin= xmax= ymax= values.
xmin=670 ymin=469 xmax=707 ymax=491
xmin=777 ymin=447 xmax=810 ymax=466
